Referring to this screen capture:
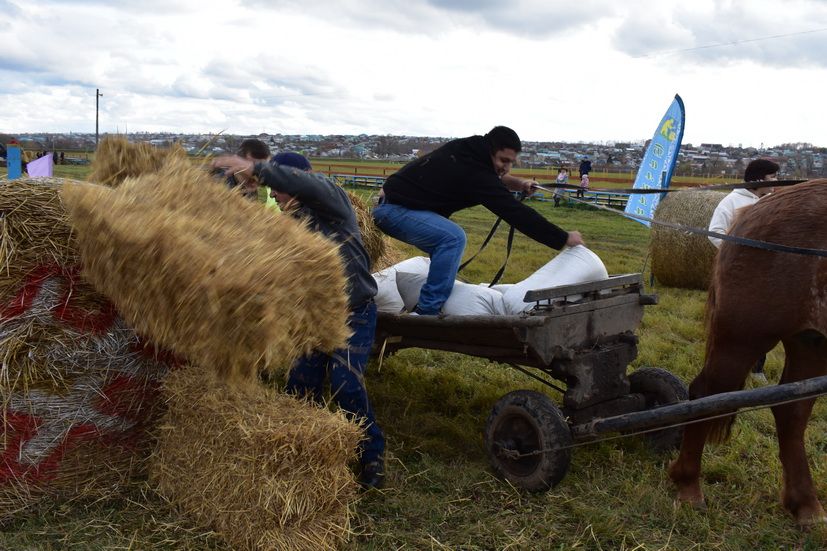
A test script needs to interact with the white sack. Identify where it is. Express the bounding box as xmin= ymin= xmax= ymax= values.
xmin=487 ymin=283 xmax=515 ymax=294
xmin=502 ymin=245 xmax=609 ymax=315
xmin=372 ymin=256 xmax=430 ymax=313
xmin=396 ymin=272 xmax=505 ymax=316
